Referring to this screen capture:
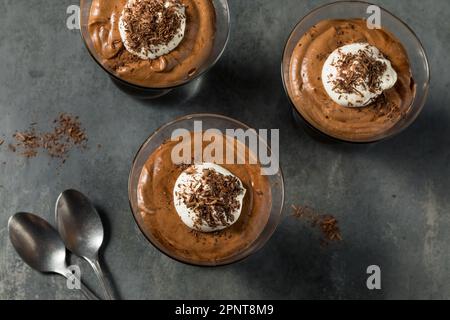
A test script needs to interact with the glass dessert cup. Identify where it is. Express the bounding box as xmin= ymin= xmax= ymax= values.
xmin=281 ymin=1 xmax=430 ymax=144
xmin=80 ymin=0 xmax=230 ymax=99
xmin=128 ymin=114 xmax=284 ymax=266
